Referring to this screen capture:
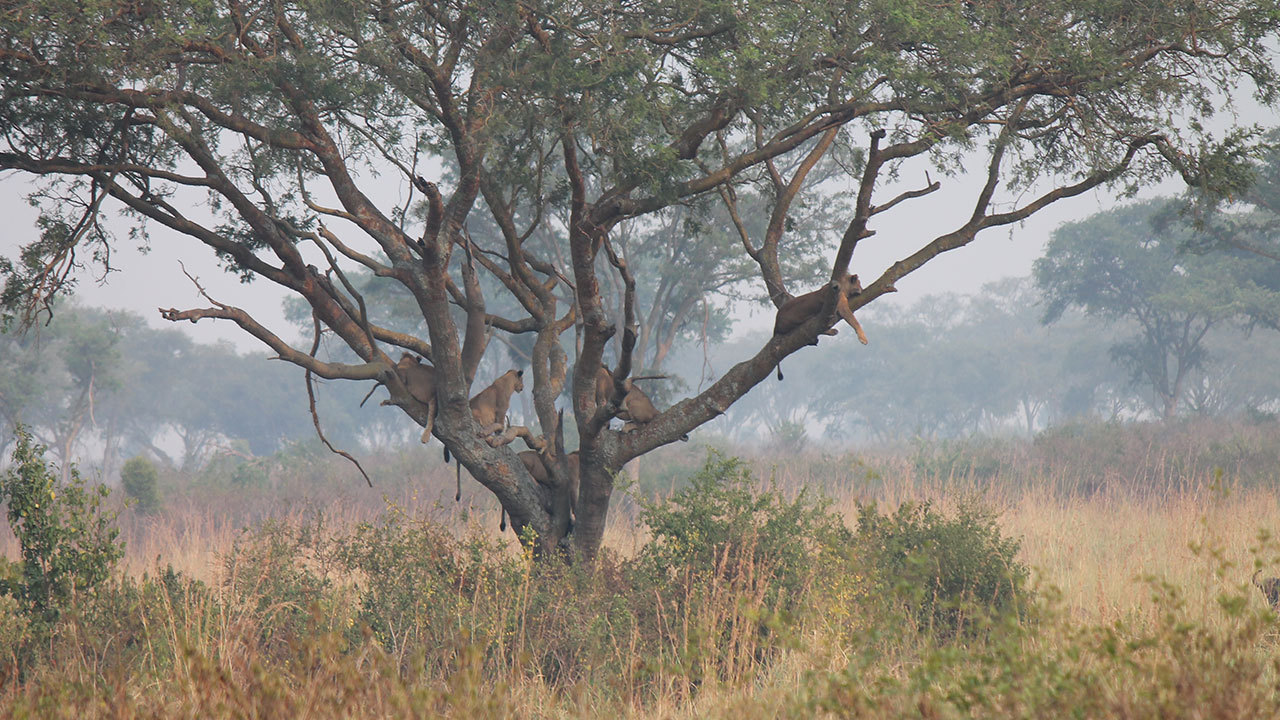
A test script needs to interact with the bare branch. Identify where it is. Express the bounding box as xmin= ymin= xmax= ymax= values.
xmin=865 ymin=134 xmax=1165 ymax=298
xmin=305 ymin=314 xmax=372 ymax=487
xmin=314 ymin=224 xmax=394 ymax=278
xmin=830 ymin=128 xmax=888 ymax=282
xmin=308 ymin=229 xmax=379 ymax=356
xmin=158 ymin=265 xmax=383 ymax=381
xmin=715 ymin=184 xmax=760 ymax=260
xmin=869 ymin=172 xmax=941 ymax=216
